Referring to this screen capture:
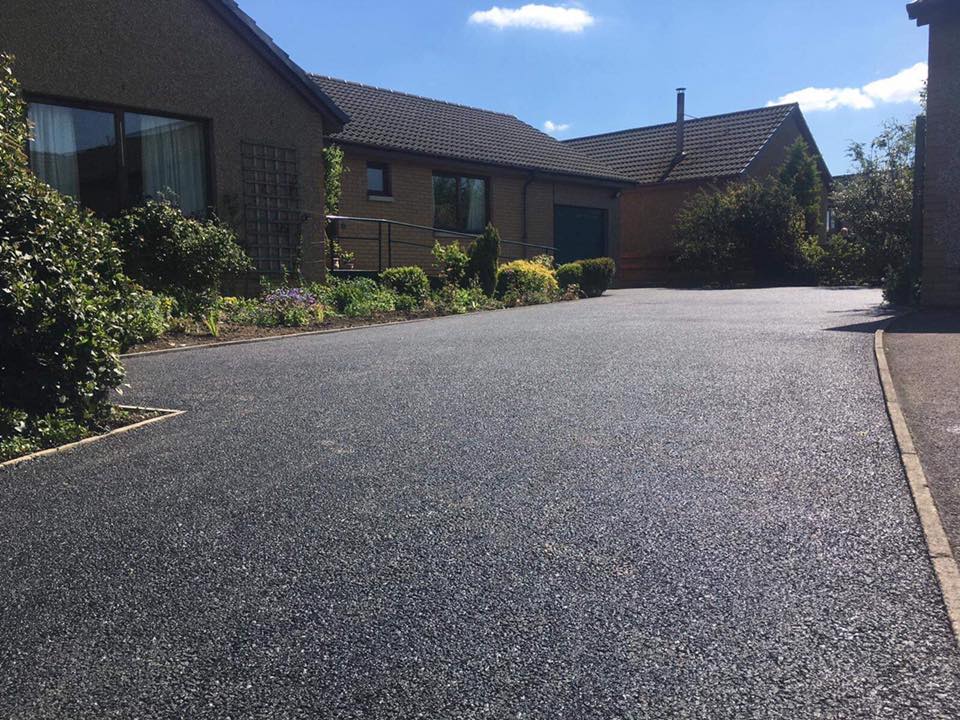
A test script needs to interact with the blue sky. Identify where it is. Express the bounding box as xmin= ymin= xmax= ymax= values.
xmin=240 ymin=1 xmax=929 ymax=174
